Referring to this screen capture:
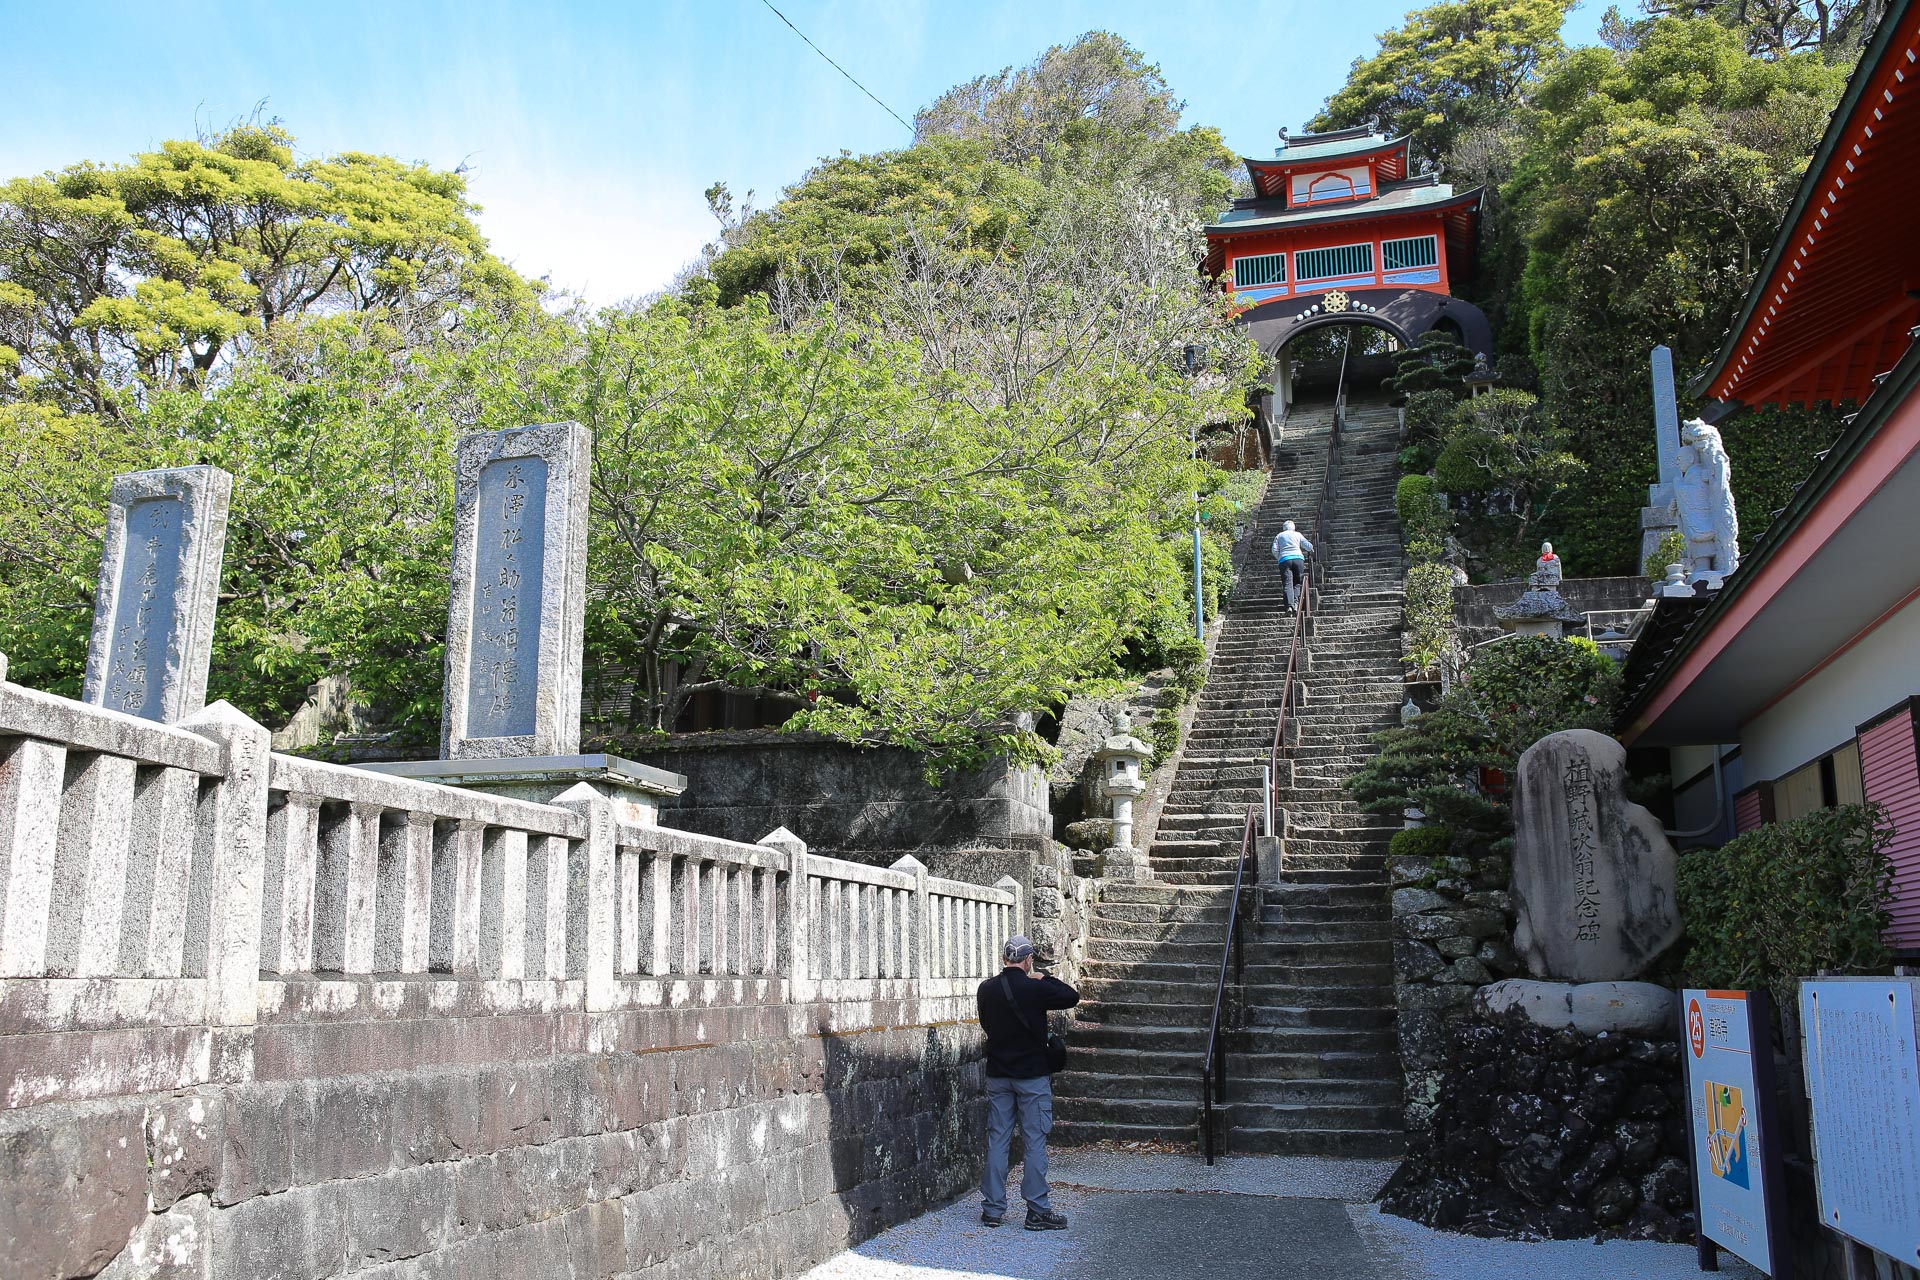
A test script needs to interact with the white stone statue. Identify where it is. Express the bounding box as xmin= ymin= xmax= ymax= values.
xmin=1674 ymin=419 xmax=1740 ymax=587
